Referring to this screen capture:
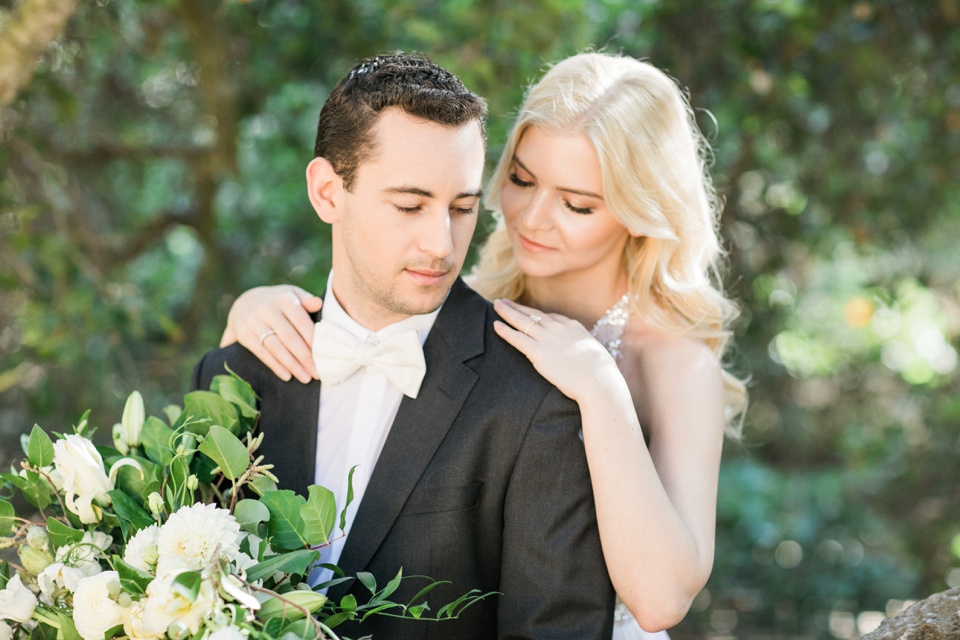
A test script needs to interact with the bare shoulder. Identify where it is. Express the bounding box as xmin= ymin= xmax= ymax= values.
xmin=620 ymin=323 xmax=721 ymax=383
